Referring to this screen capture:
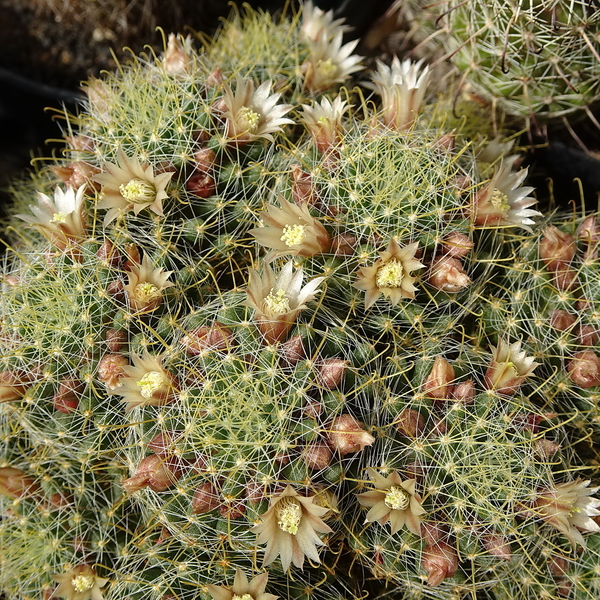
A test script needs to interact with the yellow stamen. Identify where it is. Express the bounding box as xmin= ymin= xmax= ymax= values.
xmin=316 ymin=58 xmax=337 ymax=79
xmin=51 ymin=212 xmax=67 ymax=223
xmin=137 ymin=371 xmax=166 ymax=398
xmin=237 ymin=106 xmax=261 ymax=134
xmin=119 ymin=179 xmax=156 ymax=204
xmin=376 ymin=260 xmax=404 ymax=288
xmin=232 ymin=595 xmax=254 ymax=600
xmin=385 ymin=486 xmax=411 ymax=510
xmin=276 ymin=497 xmax=303 ymax=535
xmin=263 ymin=288 xmax=291 ymax=316
xmin=71 ymin=575 xmax=95 ymax=592
xmin=280 ymin=224 xmax=306 ymax=247
xmin=490 ymin=189 xmax=510 ymax=212
xmin=134 ymin=282 xmax=161 ymax=303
